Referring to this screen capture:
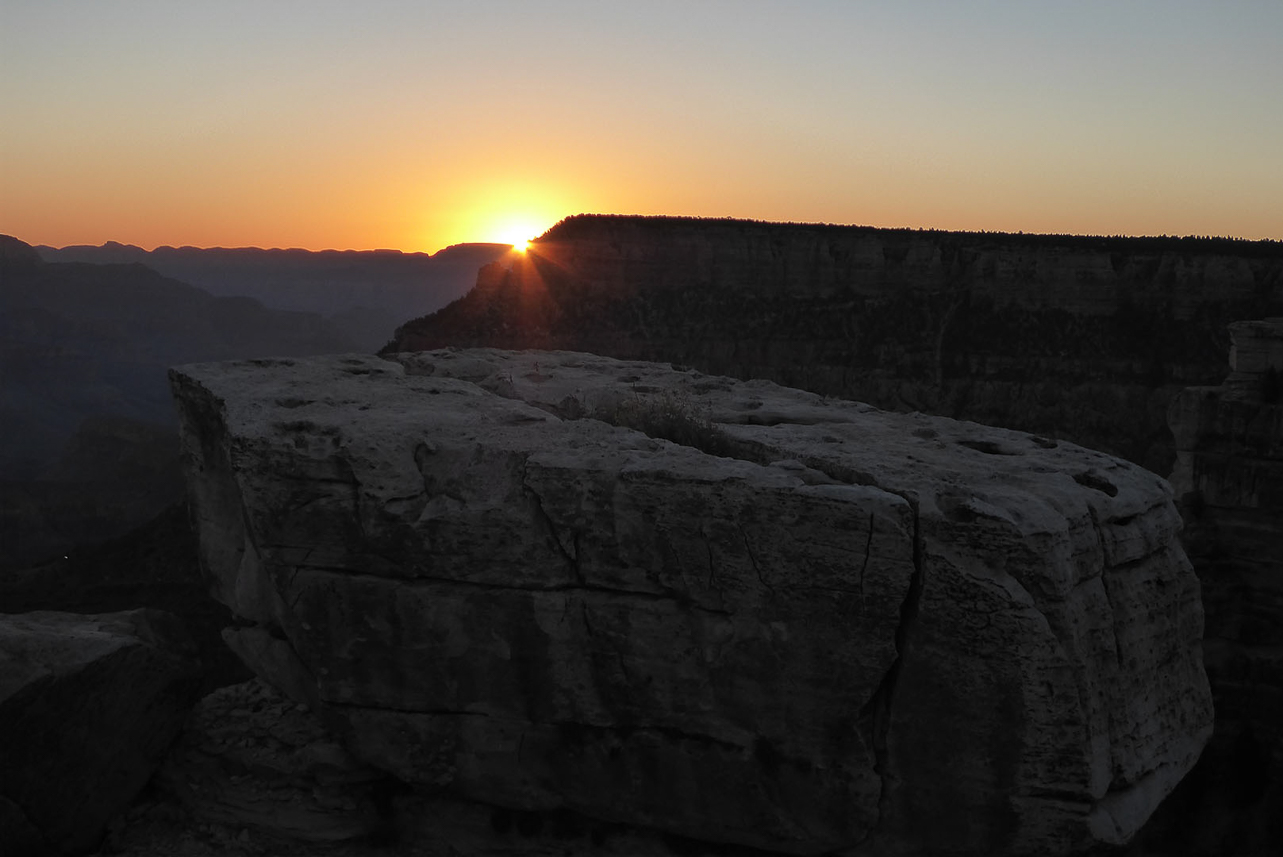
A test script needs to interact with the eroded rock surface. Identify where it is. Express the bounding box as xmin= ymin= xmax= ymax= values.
xmin=0 ymin=609 xmax=201 ymax=855
xmin=155 ymin=678 xmax=383 ymax=842
xmin=170 ymin=350 xmax=1213 ymax=855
